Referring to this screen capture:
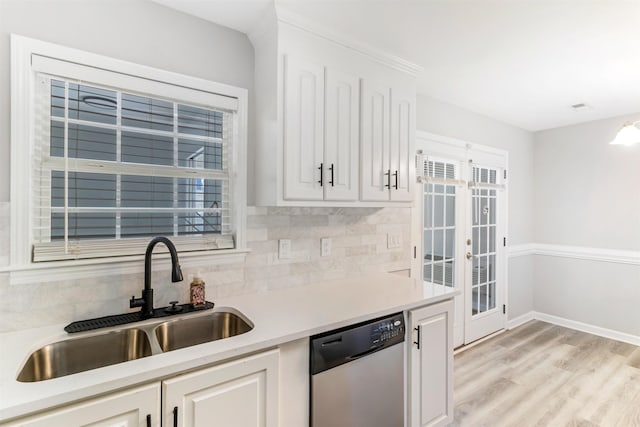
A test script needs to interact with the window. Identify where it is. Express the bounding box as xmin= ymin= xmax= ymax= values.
xmin=11 ymin=36 xmax=247 ymax=264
